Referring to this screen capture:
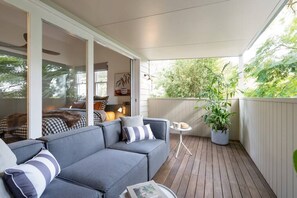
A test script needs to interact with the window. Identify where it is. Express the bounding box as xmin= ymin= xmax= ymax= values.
xmin=76 ymin=72 xmax=86 ymax=98
xmin=95 ymin=70 xmax=107 ymax=96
